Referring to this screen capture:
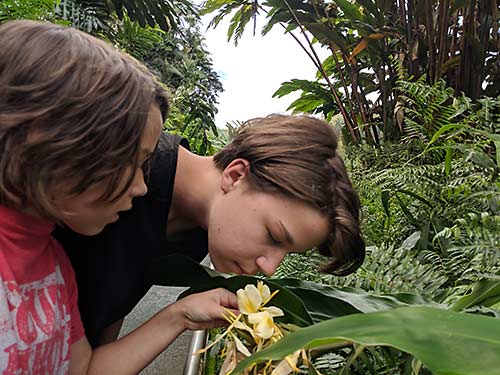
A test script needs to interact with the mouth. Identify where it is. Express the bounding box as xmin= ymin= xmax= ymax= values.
xmin=114 ymin=205 xmax=132 ymax=218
